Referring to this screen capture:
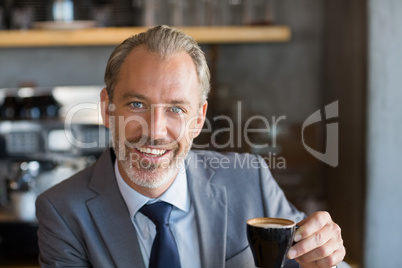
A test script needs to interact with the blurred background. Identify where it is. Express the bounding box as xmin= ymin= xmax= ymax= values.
xmin=0 ymin=0 xmax=401 ymax=267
